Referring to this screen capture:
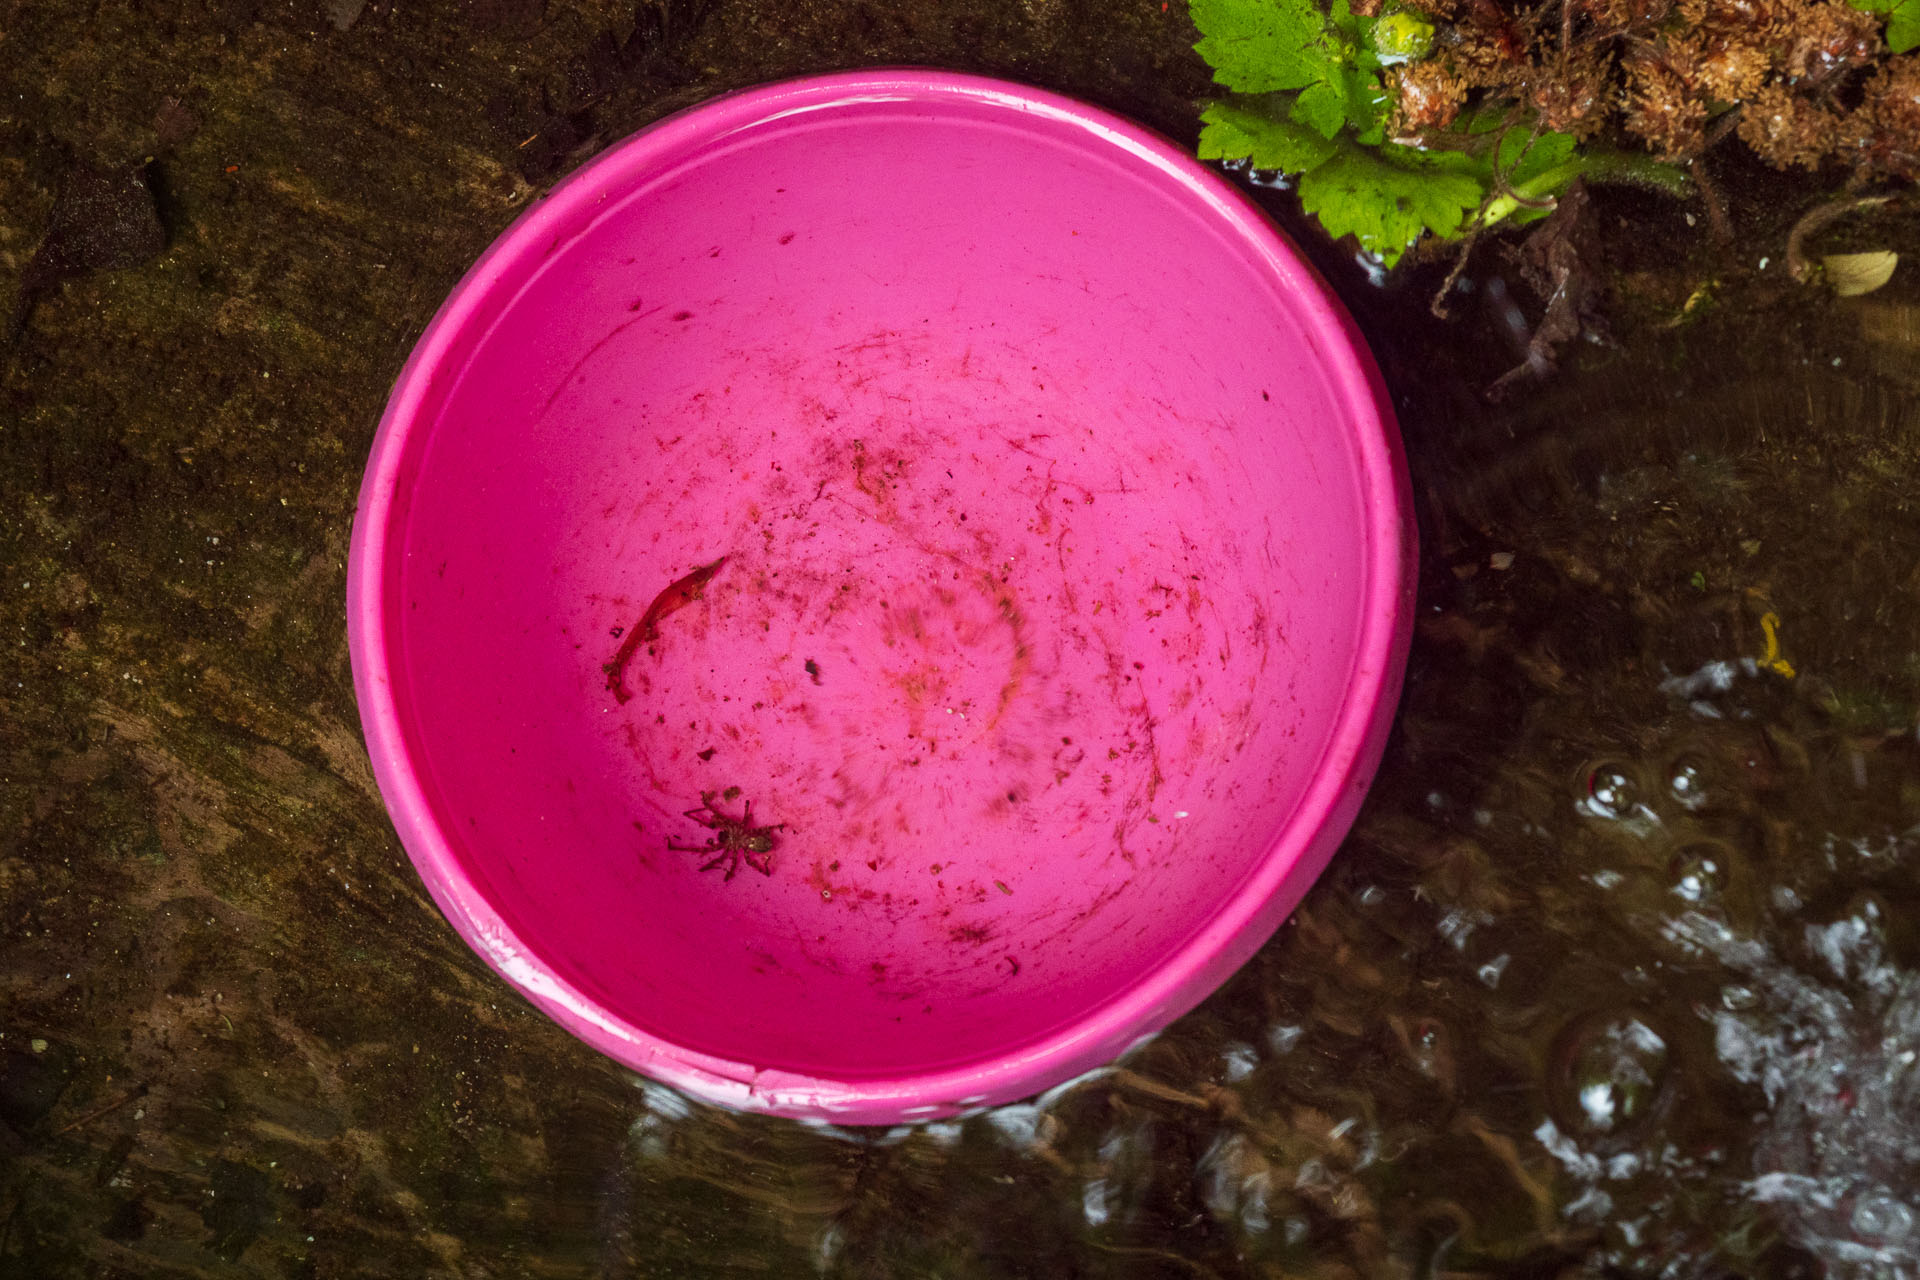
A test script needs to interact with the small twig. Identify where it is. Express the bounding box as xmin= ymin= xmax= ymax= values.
xmin=1433 ymin=120 xmax=1548 ymax=322
xmin=1481 ymin=120 xmax=1564 ymax=220
xmin=1690 ymin=161 xmax=1734 ymax=247
xmin=1785 ymin=194 xmax=1895 ymax=282
xmin=1108 ymin=1068 xmax=1213 ymax=1110
xmin=1430 ymin=223 xmax=1487 ymax=320
xmin=1703 ymin=104 xmax=1744 ymax=149
xmin=52 ymin=1083 xmax=149 ymax=1137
